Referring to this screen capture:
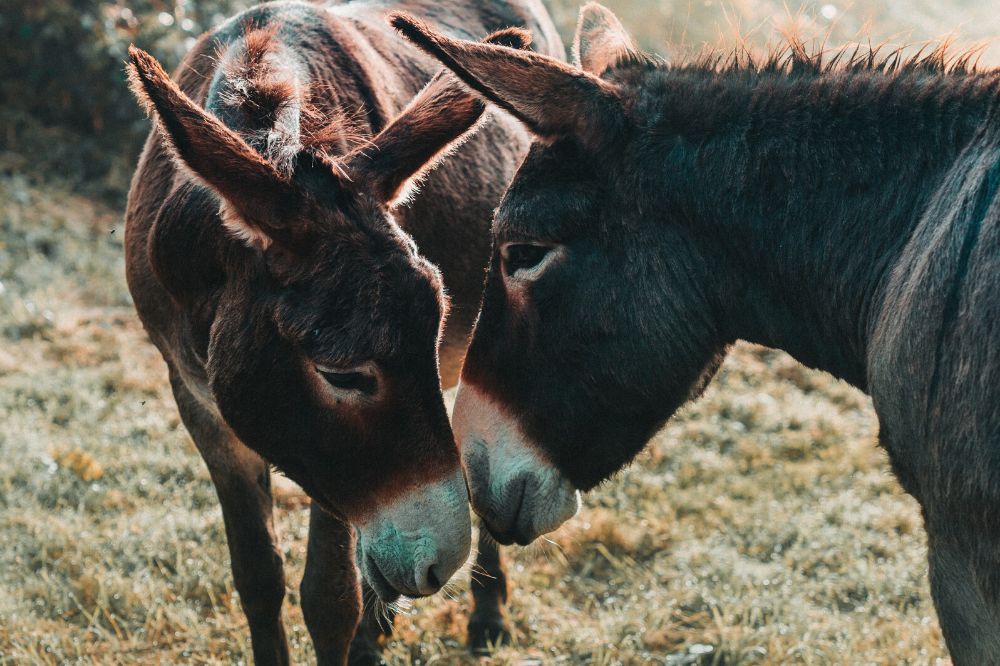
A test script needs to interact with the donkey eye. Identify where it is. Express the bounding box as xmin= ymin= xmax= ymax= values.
xmin=316 ymin=367 xmax=378 ymax=396
xmin=501 ymin=243 xmax=555 ymax=277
